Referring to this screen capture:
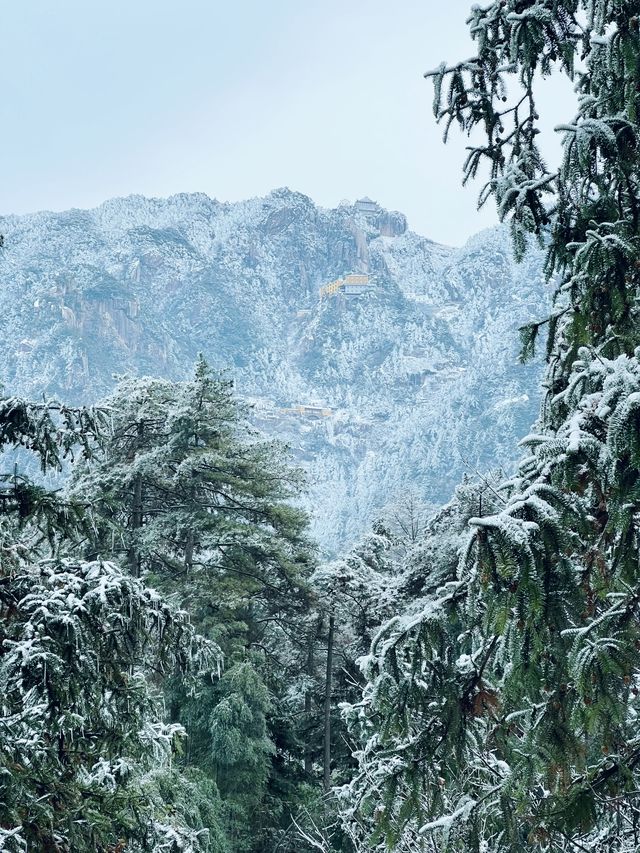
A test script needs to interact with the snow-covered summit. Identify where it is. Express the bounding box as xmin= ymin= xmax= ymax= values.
xmin=0 ymin=189 xmax=550 ymax=552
